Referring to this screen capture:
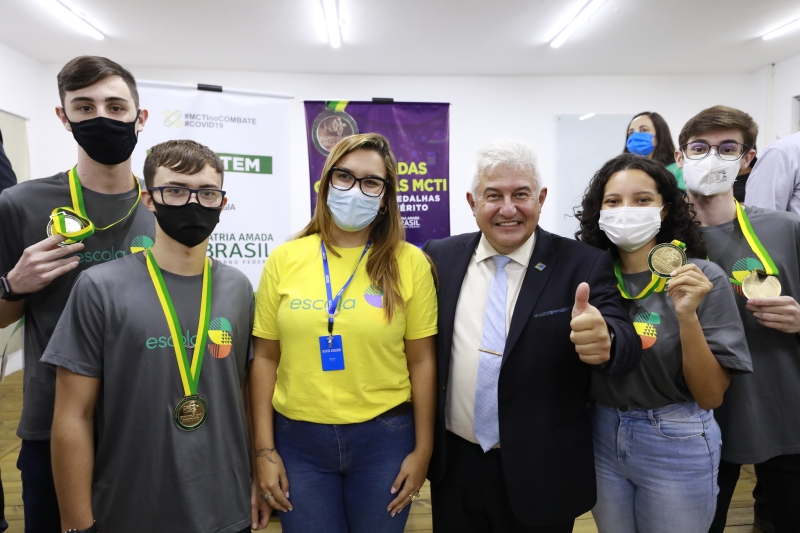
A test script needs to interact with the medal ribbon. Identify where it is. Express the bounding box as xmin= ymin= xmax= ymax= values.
xmin=614 ymin=263 xmax=667 ymax=300
xmin=735 ymin=200 xmax=779 ymax=276
xmin=49 ymin=166 xmax=142 ymax=244
xmin=321 ymin=239 xmax=371 ymax=341
xmin=145 ymin=249 xmax=212 ymax=397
